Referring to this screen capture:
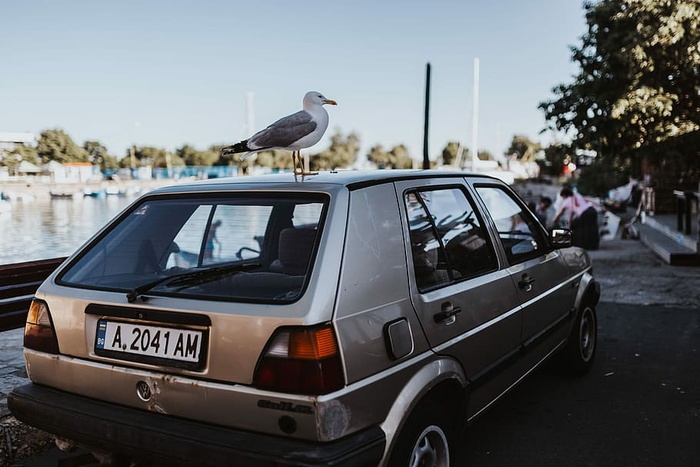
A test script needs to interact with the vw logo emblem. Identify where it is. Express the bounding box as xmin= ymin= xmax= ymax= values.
xmin=136 ymin=381 xmax=152 ymax=401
